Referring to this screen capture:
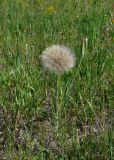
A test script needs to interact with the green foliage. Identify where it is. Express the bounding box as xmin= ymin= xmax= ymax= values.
xmin=0 ymin=0 xmax=113 ymax=159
